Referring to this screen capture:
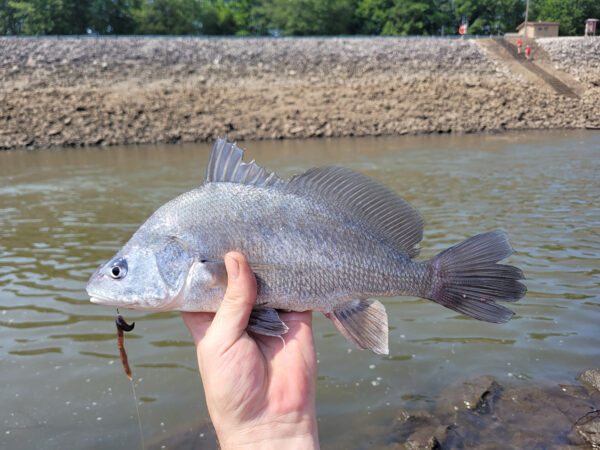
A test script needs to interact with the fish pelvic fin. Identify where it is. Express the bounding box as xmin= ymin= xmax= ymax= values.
xmin=424 ymin=231 xmax=527 ymax=323
xmin=248 ymin=307 xmax=289 ymax=337
xmin=327 ymin=299 xmax=389 ymax=355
